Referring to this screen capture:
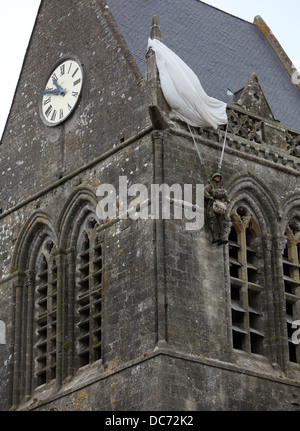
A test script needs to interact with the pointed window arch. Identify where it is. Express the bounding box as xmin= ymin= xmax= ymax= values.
xmin=11 ymin=196 xmax=104 ymax=405
xmin=229 ymin=206 xmax=265 ymax=355
xmin=75 ymin=214 xmax=102 ymax=369
xmin=11 ymin=214 xmax=60 ymax=404
xmin=57 ymin=190 xmax=103 ymax=376
xmin=35 ymin=238 xmax=58 ymax=386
